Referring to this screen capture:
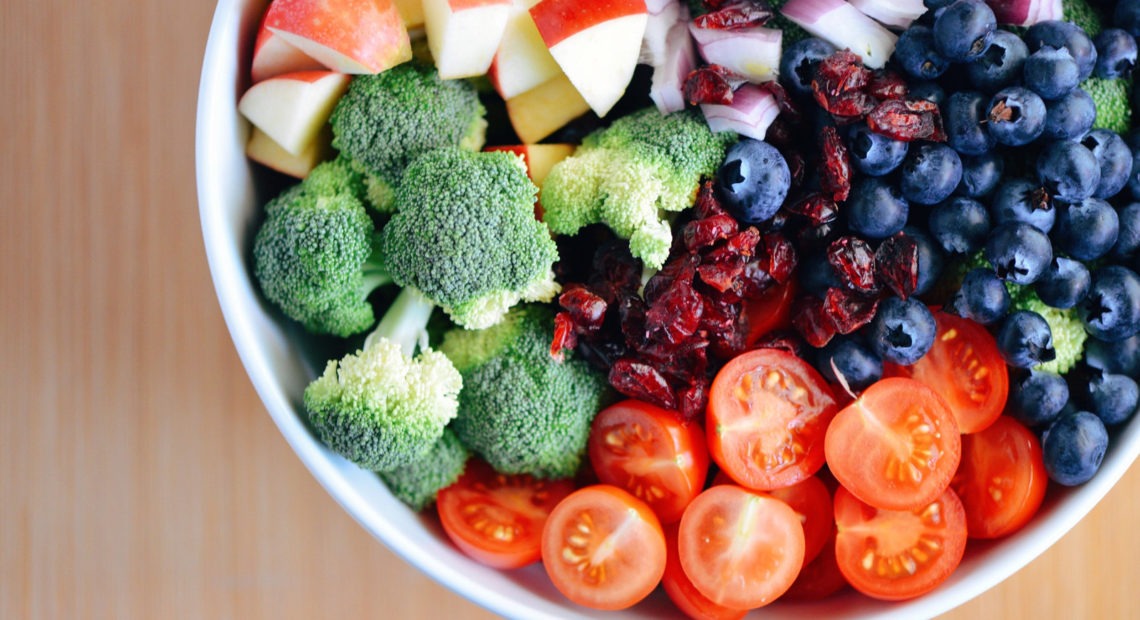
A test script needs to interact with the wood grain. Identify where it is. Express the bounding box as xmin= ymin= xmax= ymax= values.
xmin=0 ymin=0 xmax=1137 ymax=618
